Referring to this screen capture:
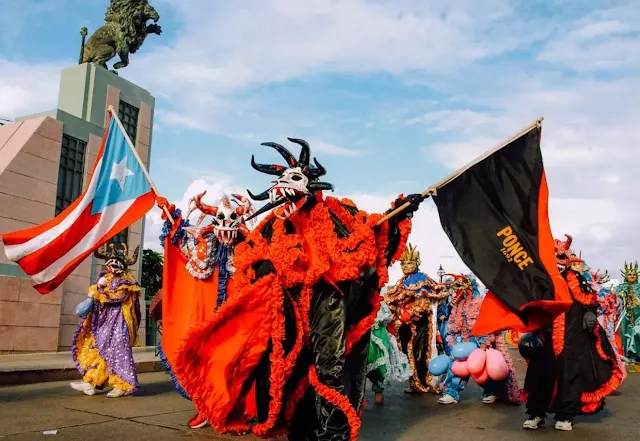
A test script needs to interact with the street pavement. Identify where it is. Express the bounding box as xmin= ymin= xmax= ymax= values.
xmin=0 ymin=360 xmax=638 ymax=441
